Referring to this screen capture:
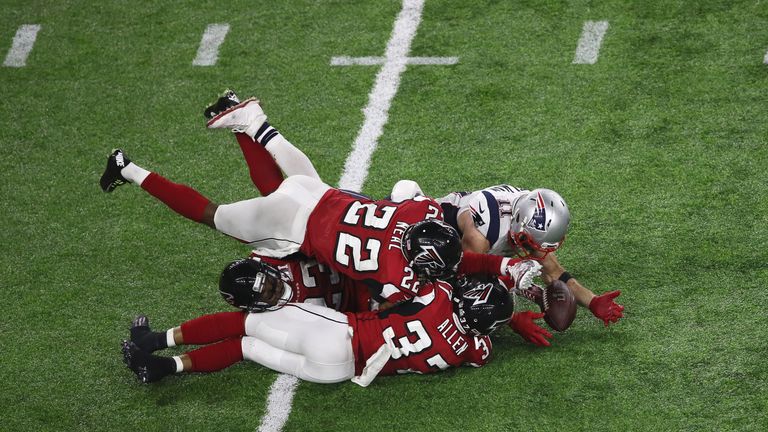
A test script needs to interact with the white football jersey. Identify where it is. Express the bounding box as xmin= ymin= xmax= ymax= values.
xmin=437 ymin=184 xmax=528 ymax=255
